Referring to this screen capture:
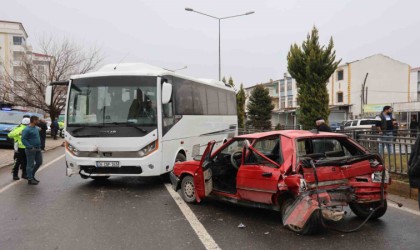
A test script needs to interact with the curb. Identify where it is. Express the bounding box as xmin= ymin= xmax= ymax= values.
xmin=388 ymin=179 xmax=419 ymax=201
xmin=0 ymin=143 xmax=64 ymax=170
